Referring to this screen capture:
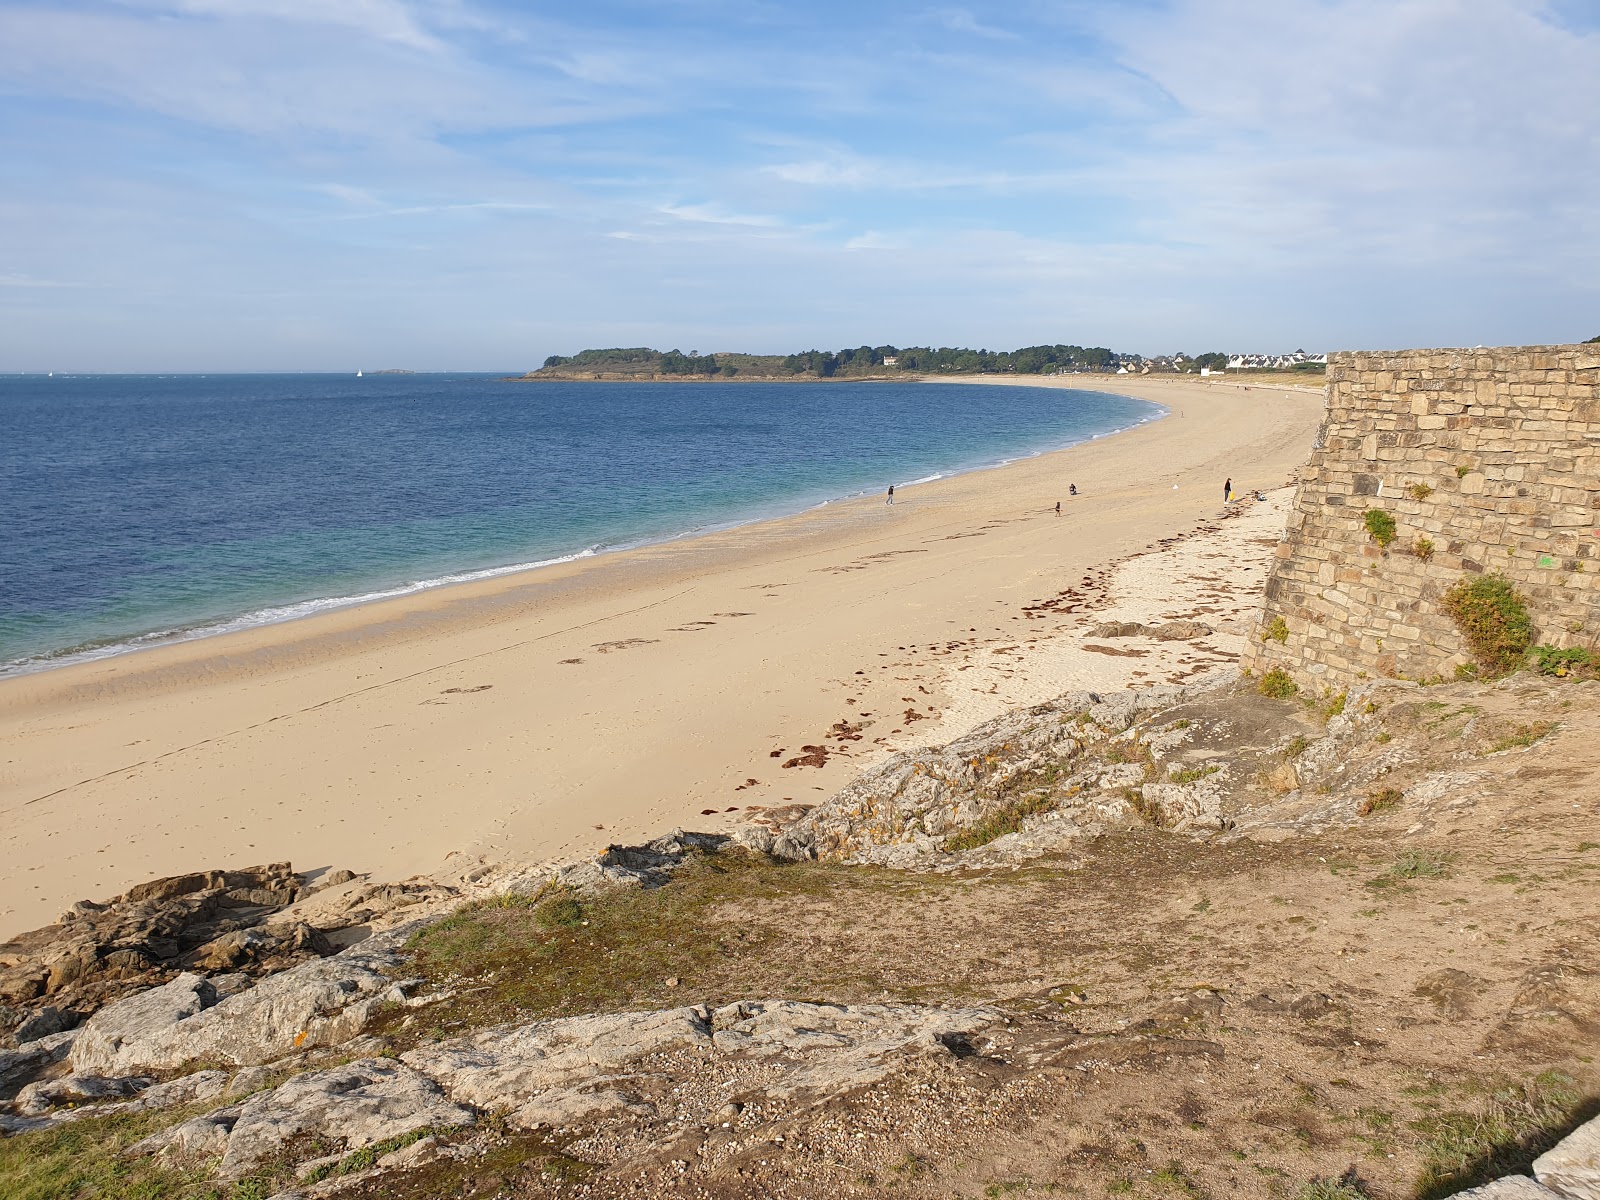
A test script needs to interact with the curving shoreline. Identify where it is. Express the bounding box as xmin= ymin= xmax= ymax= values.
xmin=0 ymin=374 xmax=1325 ymax=936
